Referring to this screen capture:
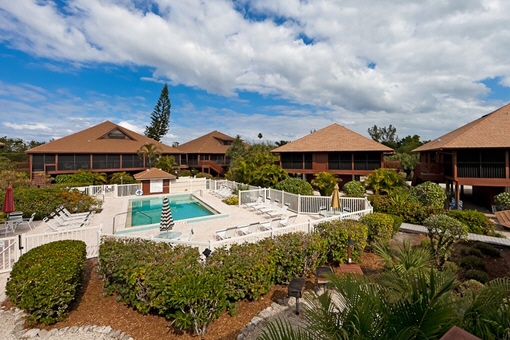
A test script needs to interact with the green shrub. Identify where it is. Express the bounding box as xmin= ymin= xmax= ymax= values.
xmin=472 ymin=242 xmax=501 ymax=258
xmin=368 ymin=193 xmax=436 ymax=225
xmin=195 ymin=172 xmax=213 ymax=179
xmin=6 ymin=240 xmax=87 ymax=325
xmin=166 ymin=267 xmax=228 ymax=337
xmin=179 ymin=169 xmax=192 ymax=177
xmin=343 ymin=181 xmax=366 ymax=197
xmin=459 ymin=255 xmax=486 ymax=271
xmin=442 ymin=261 xmax=459 ymax=274
xmin=314 ymin=219 xmax=368 ymax=264
xmin=275 ymin=178 xmax=314 ymax=195
xmin=14 ymin=187 xmax=102 ymax=220
xmin=55 ymin=170 xmax=107 ymax=185
xmin=364 ymin=168 xmax=405 ymax=195
xmin=222 ymin=196 xmax=239 ymax=205
xmin=460 ymin=248 xmax=484 ymax=258
xmin=464 ymin=269 xmax=489 ymax=284
xmin=411 ymin=181 xmax=447 ymax=210
xmin=207 ymin=243 xmax=276 ymax=301
xmin=260 ymin=233 xmax=328 ymax=283
xmin=447 ymin=210 xmax=495 ymax=235
xmin=457 ymin=279 xmax=484 ymax=296
xmin=494 ymin=192 xmax=510 ymax=211
xmin=389 ymin=214 xmax=403 ymax=234
xmin=360 ymin=213 xmax=396 ymax=244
